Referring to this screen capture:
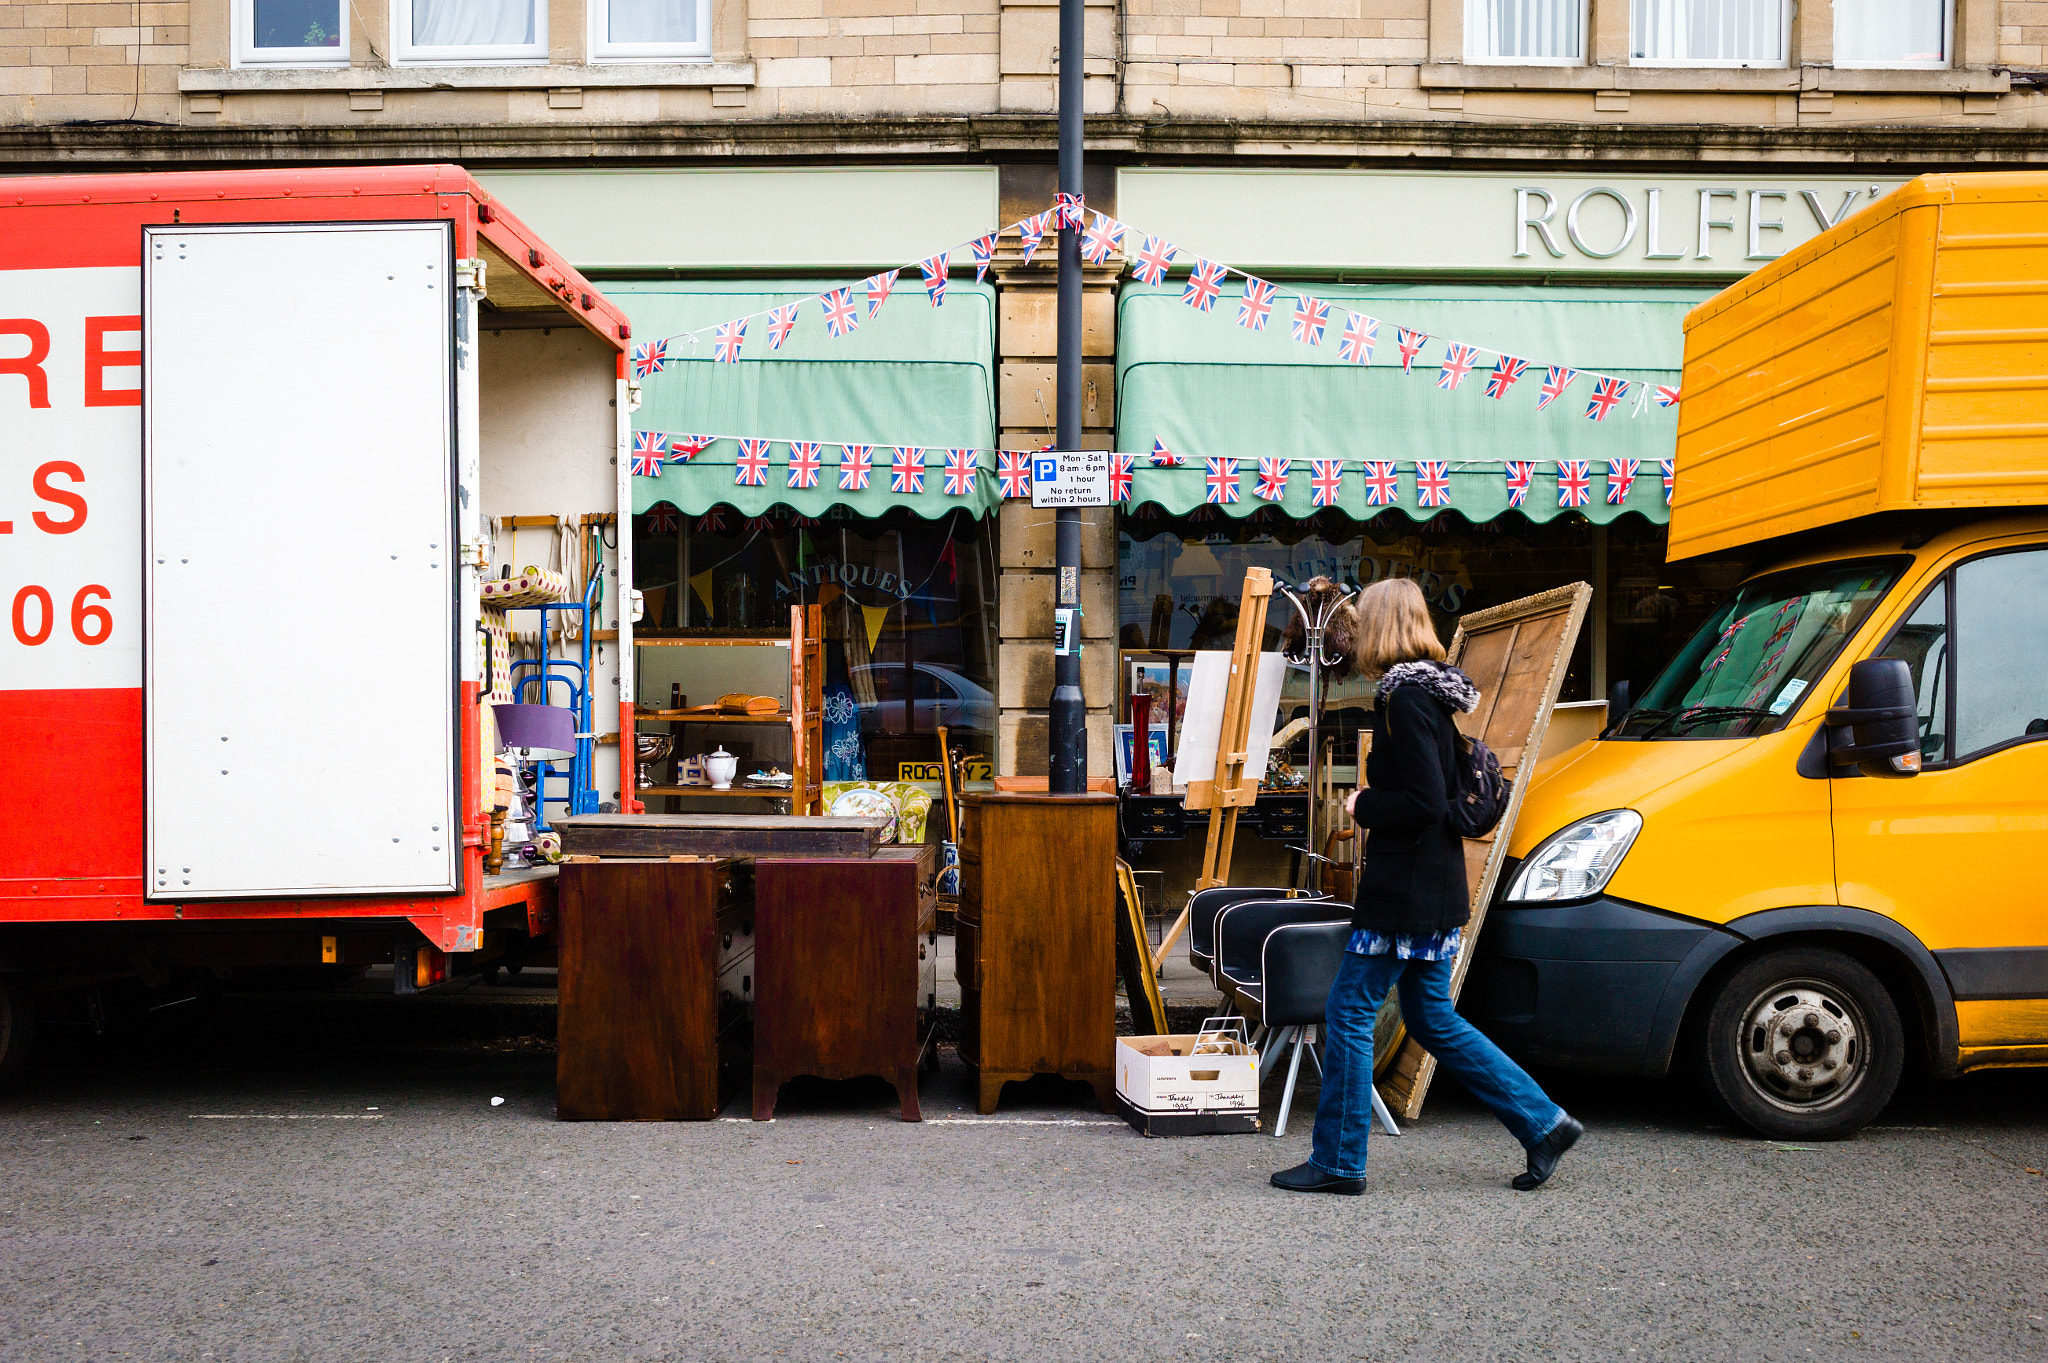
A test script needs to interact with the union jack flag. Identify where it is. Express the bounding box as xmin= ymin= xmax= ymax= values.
xmin=1237 ymin=277 xmax=1277 ymax=332
xmin=1662 ymin=458 xmax=1676 ymax=504
xmin=969 ymin=234 xmax=998 ymax=283
xmin=1204 ymin=458 xmax=1239 ymax=505
xmin=757 ymin=304 xmax=796 ymax=352
xmin=1019 ymin=212 xmax=1050 ymax=267
xmin=1081 ymin=212 xmax=1125 ymax=266
xmin=735 ymin=438 xmax=772 ymax=486
xmin=838 ymin=444 xmax=874 ymax=492
xmin=670 ymin=434 xmax=715 ymax=461
xmin=1437 ymin=343 xmax=1478 ymax=391
xmin=1188 ymin=504 xmax=1218 ymax=522
xmin=1182 ymin=259 xmax=1226 ymax=313
xmin=1338 ymin=313 xmax=1378 ymax=365
xmin=1556 ymin=459 xmax=1591 ymax=507
xmin=1486 ymin=356 xmax=1529 ymax=400
xmin=642 ymin=504 xmax=680 ymax=534
xmin=1536 ymin=366 xmax=1579 ymax=412
xmin=743 ymin=515 xmax=777 ymax=535
xmin=1109 ymin=454 xmax=1135 ymax=503
xmin=1505 ymin=460 xmax=1534 ymax=508
xmin=1309 ymin=459 xmax=1343 ymax=508
xmin=713 ymin=319 xmax=747 ymax=364
xmin=1053 ymin=193 xmax=1084 ymax=231
xmin=820 ymin=287 xmax=862 ymax=339
xmin=1254 ymin=456 xmax=1290 ymax=501
xmin=1606 ymin=457 xmax=1640 ymax=505
xmin=997 ymin=450 xmax=1032 ymax=499
xmin=1292 ymin=296 xmax=1330 ymax=347
xmin=630 ymin=339 xmax=668 ymax=379
xmin=1416 ymin=459 xmax=1451 ymax=508
xmin=1397 ymin=328 xmax=1429 ymax=374
xmin=629 ymin=431 xmax=668 ymax=477
xmin=1361 ymin=460 xmax=1400 ymax=506
xmin=943 ymin=449 xmax=978 ymax=497
xmin=1585 ymin=376 xmax=1627 ymax=421
xmin=864 ymin=270 xmax=898 ymax=320
xmin=696 ymin=507 xmax=728 ymax=533
xmin=919 ymin=252 xmax=949 ymax=307
xmin=788 ymin=441 xmax=822 ymax=490
xmin=1131 ymin=235 xmax=1178 ymax=286
xmin=1653 ymin=384 xmax=1681 ymax=408
xmin=890 ymin=446 xmax=926 ymax=495
xmin=1150 ymin=439 xmax=1182 ymax=467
